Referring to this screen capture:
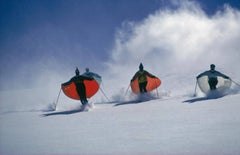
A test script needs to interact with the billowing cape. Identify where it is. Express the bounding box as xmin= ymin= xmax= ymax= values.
xmin=61 ymin=79 xmax=99 ymax=100
xmin=131 ymin=76 xmax=161 ymax=94
xmin=197 ymin=75 xmax=231 ymax=94
xmin=82 ymin=72 xmax=102 ymax=85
